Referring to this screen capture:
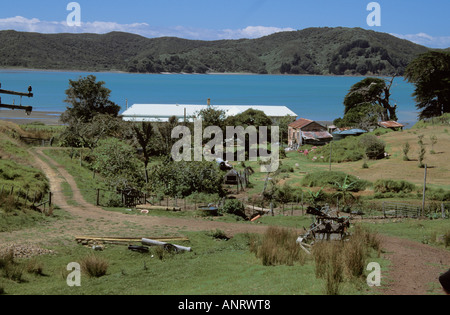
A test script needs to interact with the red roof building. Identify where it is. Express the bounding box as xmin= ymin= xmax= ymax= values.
xmin=288 ymin=118 xmax=333 ymax=147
